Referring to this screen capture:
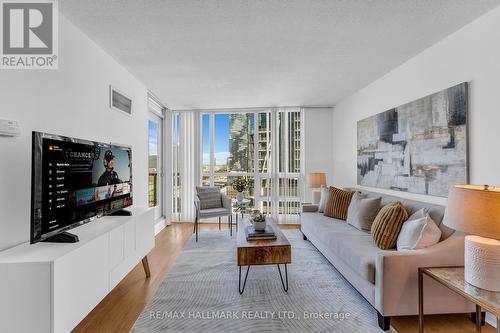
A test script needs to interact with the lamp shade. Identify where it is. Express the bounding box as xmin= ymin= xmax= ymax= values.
xmin=307 ymin=173 xmax=326 ymax=189
xmin=443 ymin=185 xmax=500 ymax=240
